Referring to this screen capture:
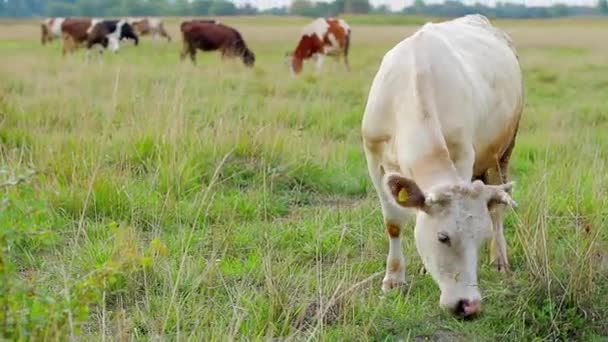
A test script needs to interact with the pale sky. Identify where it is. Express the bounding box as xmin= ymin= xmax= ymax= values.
xmin=232 ymin=0 xmax=598 ymax=11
